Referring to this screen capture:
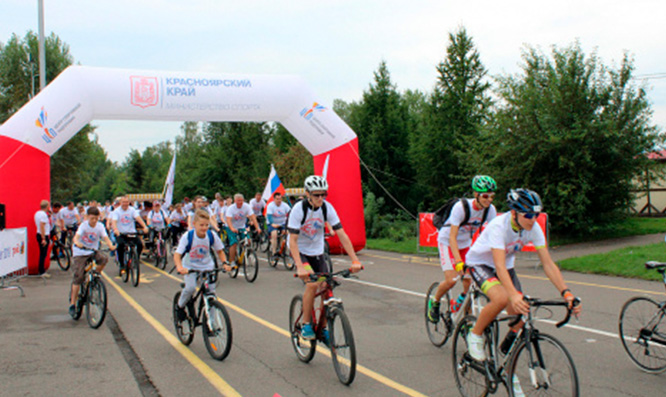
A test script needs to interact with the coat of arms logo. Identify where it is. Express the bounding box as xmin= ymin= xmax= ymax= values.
xmin=130 ymin=76 xmax=158 ymax=108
